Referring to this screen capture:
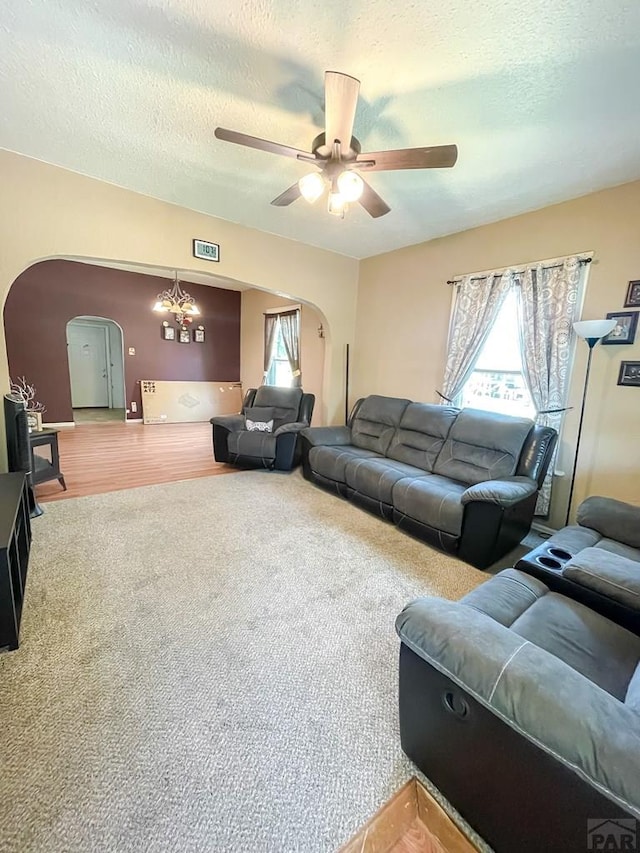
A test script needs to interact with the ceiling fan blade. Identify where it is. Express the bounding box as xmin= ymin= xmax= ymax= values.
xmin=214 ymin=128 xmax=316 ymax=162
xmin=324 ymin=71 xmax=360 ymax=150
xmin=271 ymin=183 xmax=302 ymax=207
xmin=355 ymin=144 xmax=458 ymax=171
xmin=358 ymin=179 xmax=391 ymax=218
